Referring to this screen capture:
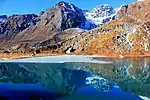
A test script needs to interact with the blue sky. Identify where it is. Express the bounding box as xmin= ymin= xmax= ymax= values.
xmin=0 ymin=0 xmax=136 ymax=16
